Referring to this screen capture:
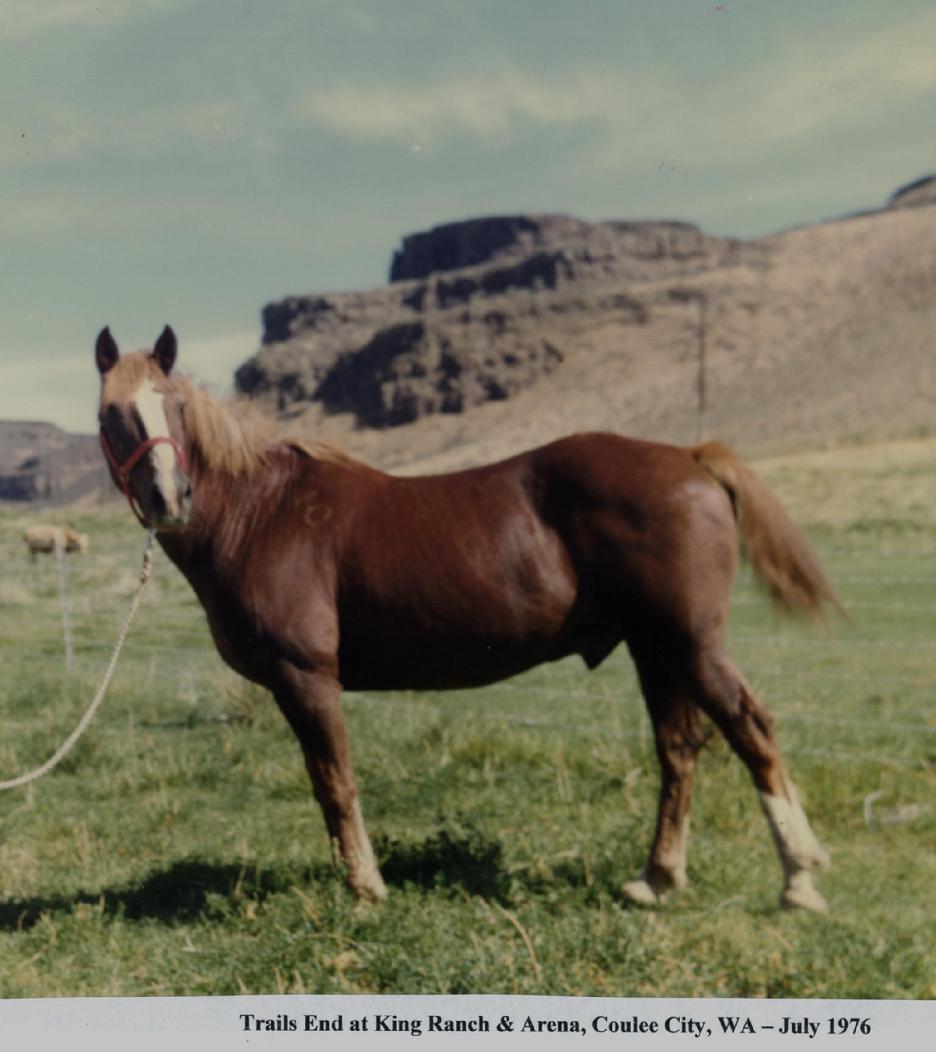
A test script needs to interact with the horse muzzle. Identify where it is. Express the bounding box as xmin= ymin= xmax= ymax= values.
xmin=145 ymin=471 xmax=193 ymax=532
